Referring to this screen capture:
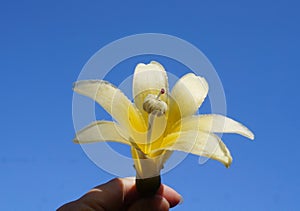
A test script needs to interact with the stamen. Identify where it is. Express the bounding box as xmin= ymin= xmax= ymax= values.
xmin=143 ymin=88 xmax=167 ymax=116
xmin=141 ymin=88 xmax=168 ymax=154
xmin=156 ymin=88 xmax=165 ymax=99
